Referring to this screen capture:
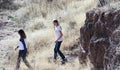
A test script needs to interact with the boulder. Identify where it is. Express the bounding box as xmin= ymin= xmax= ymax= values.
xmin=79 ymin=2 xmax=120 ymax=70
